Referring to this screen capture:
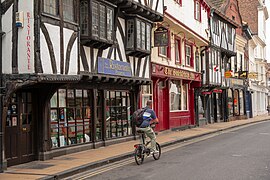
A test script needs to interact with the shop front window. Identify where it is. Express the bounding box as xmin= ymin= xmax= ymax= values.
xmin=105 ymin=91 xmax=131 ymax=139
xmin=170 ymin=80 xmax=181 ymax=111
xmin=50 ymin=89 xmax=92 ymax=148
xmin=239 ymin=90 xmax=244 ymax=115
xmin=234 ymin=90 xmax=239 ymax=116
xmin=228 ymin=89 xmax=233 ymax=117
xmin=141 ymin=85 xmax=152 ymax=108
xmin=182 ymin=84 xmax=188 ymax=110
